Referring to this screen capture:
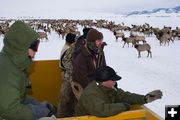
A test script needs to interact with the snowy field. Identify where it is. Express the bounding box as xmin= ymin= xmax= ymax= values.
xmin=0 ymin=15 xmax=180 ymax=119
